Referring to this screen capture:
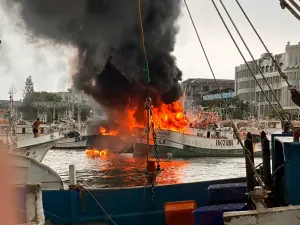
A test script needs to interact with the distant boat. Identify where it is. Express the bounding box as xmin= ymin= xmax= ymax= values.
xmin=0 ymin=120 xmax=62 ymax=162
